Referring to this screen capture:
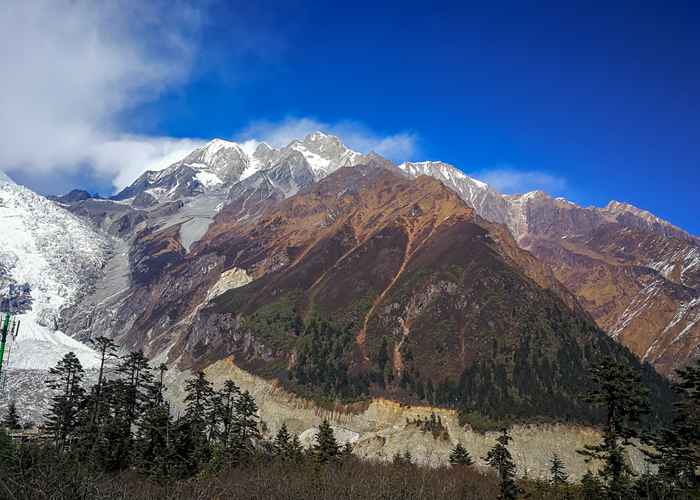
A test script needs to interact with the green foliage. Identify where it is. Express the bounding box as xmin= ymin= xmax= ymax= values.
xmin=643 ymin=358 xmax=700 ymax=494
xmin=485 ymin=428 xmax=520 ymax=500
xmin=291 ymin=317 xmax=369 ymax=402
xmin=312 ymin=419 xmax=340 ymax=464
xmin=242 ymin=293 xmax=303 ymax=352
xmin=44 ymin=351 xmax=85 ymax=449
xmin=449 ymin=442 xmax=474 ymax=466
xmin=548 ymin=453 xmax=568 ymax=485
xmin=577 ymin=358 xmax=649 ymax=497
